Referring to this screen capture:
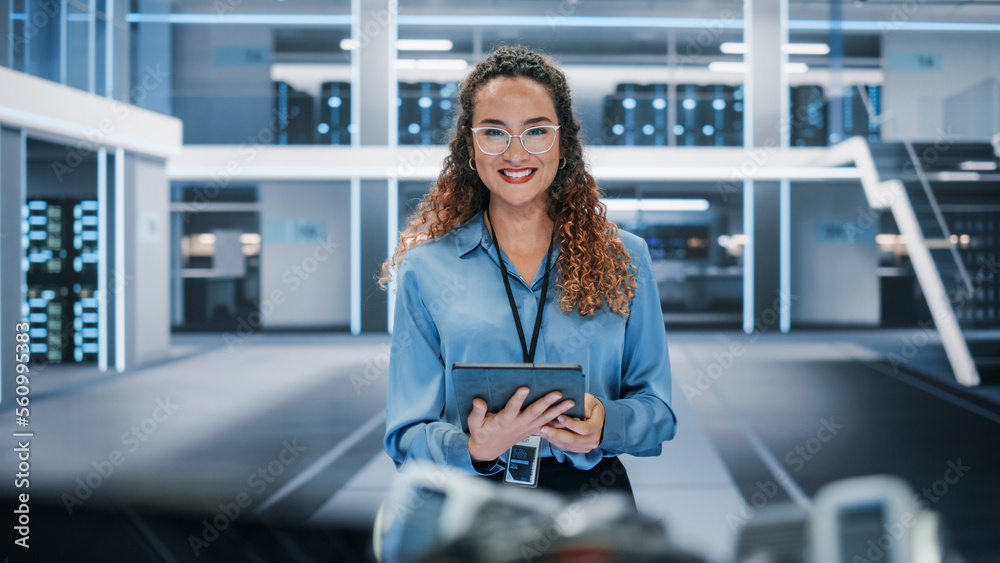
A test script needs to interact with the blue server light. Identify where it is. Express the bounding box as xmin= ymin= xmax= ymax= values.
xmin=408 ymin=123 xmax=421 ymax=134
xmin=713 ymin=99 xmax=727 ymax=110
xmin=642 ymin=124 xmax=655 ymax=135
xmin=317 ymin=123 xmax=330 ymax=134
xmin=28 ymin=201 xmax=48 ymax=210
xmin=29 ymin=328 xmax=48 ymax=338
xmin=703 ymin=125 xmax=716 ymax=136
xmin=652 ymin=98 xmax=667 ymax=110
xmin=612 ymin=124 xmax=625 ymax=135
xmin=682 ymin=99 xmax=697 ymax=110
xmin=30 ymin=344 xmax=48 ymax=353
xmin=81 ymin=201 xmax=98 ymax=210
xmin=622 ymin=98 xmax=637 ymax=109
xmin=418 ymin=96 xmax=433 ymax=108
xmin=28 ymin=216 xmax=47 ymax=225
xmin=328 ymin=96 xmax=342 ymax=108
xmin=29 ymin=313 xmax=47 ymax=323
